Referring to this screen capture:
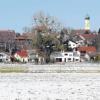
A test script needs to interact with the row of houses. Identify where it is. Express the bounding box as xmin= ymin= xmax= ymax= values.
xmin=0 ymin=29 xmax=99 ymax=64
xmin=0 ymin=15 xmax=99 ymax=63
xmin=0 ymin=30 xmax=34 ymax=63
xmin=50 ymin=46 xmax=96 ymax=63
xmin=0 ymin=30 xmax=33 ymax=52
xmin=50 ymin=28 xmax=98 ymax=63
xmin=0 ymin=50 xmax=37 ymax=63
